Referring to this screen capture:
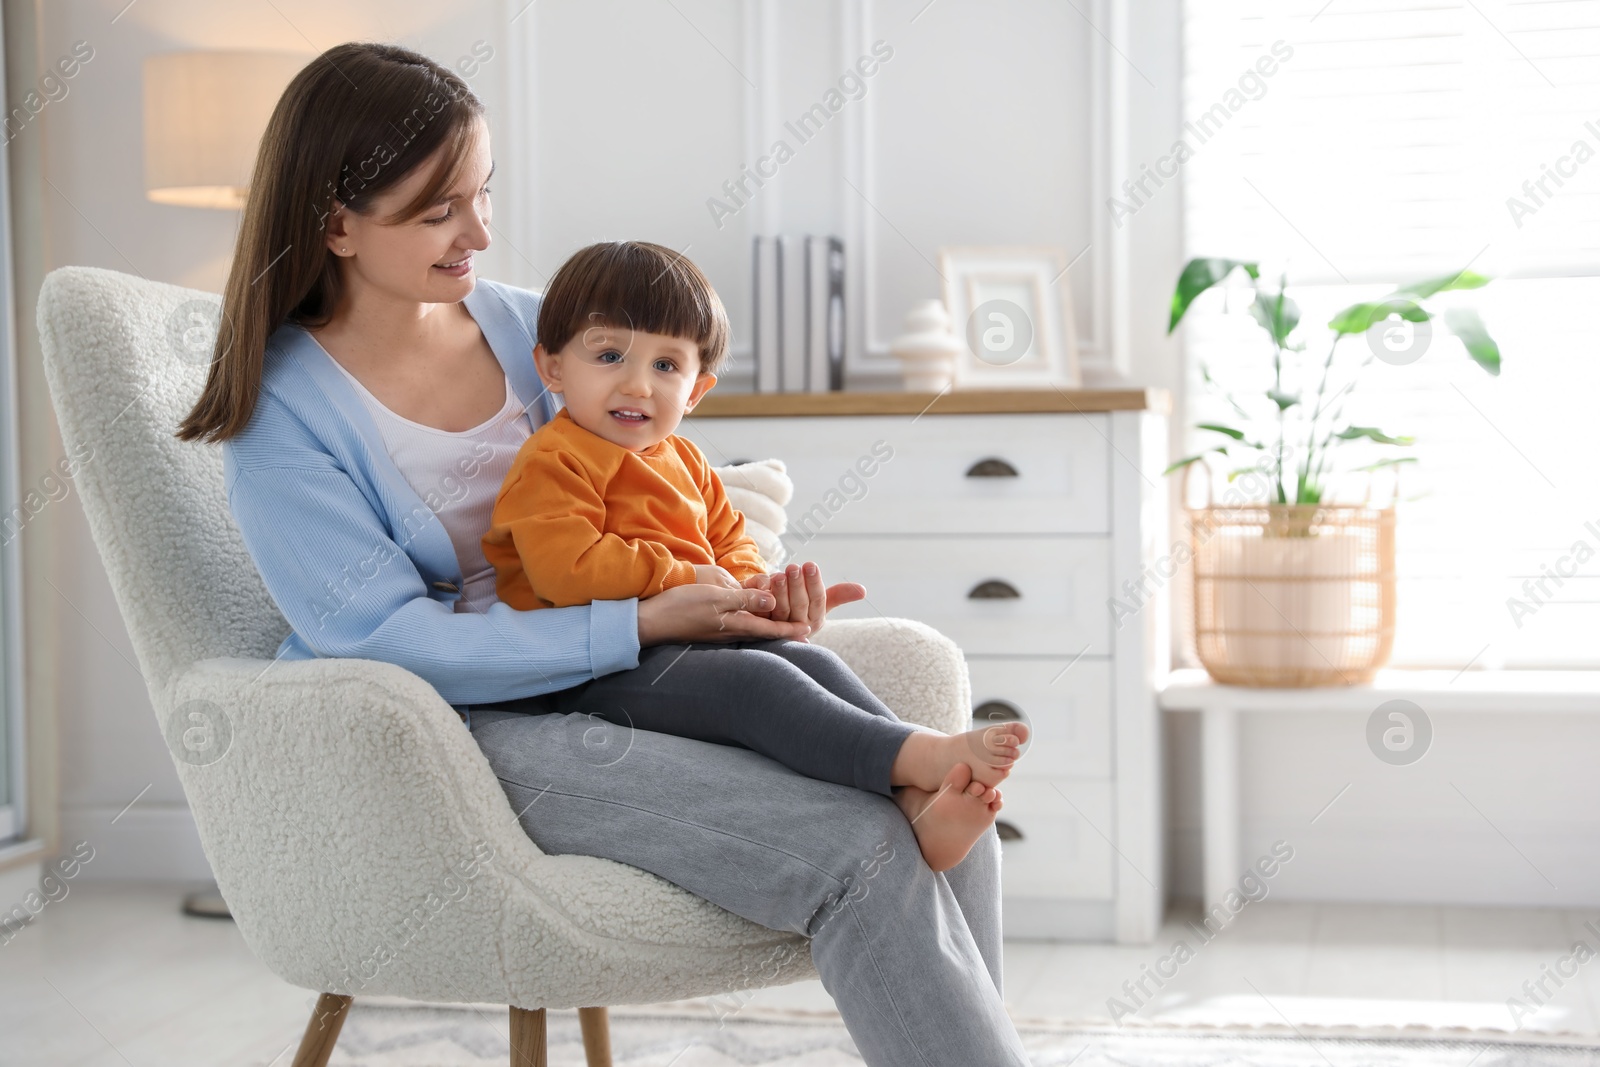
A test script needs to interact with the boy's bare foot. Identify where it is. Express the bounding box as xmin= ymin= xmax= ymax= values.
xmin=892 ymin=763 xmax=1005 ymax=872
xmin=889 ymin=721 xmax=1030 ymax=791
